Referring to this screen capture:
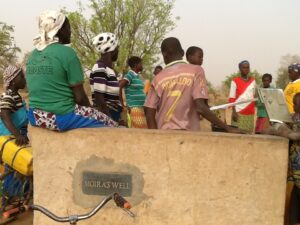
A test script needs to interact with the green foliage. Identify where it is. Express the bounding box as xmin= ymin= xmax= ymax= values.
xmin=207 ymin=81 xmax=216 ymax=96
xmin=66 ymin=0 xmax=178 ymax=77
xmin=222 ymin=70 xmax=262 ymax=94
xmin=0 ymin=22 xmax=20 ymax=76
xmin=276 ymin=54 xmax=300 ymax=89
